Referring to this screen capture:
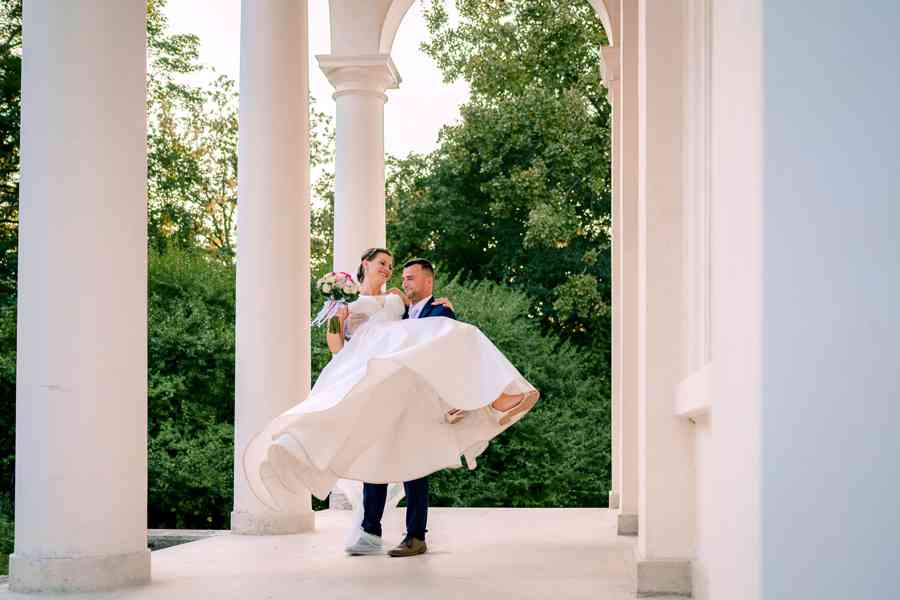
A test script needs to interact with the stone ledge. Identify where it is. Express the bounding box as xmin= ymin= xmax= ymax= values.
xmin=148 ymin=529 xmax=230 ymax=551
xmin=231 ymin=510 xmax=315 ymax=535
